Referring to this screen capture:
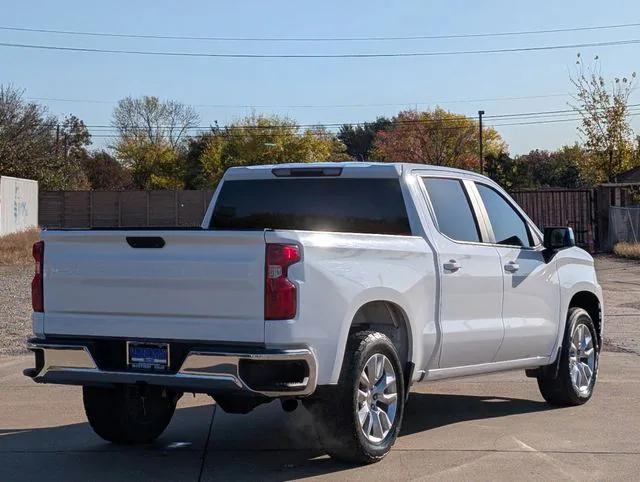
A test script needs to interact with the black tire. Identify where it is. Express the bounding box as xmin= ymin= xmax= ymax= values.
xmin=304 ymin=330 xmax=405 ymax=464
xmin=83 ymin=385 xmax=178 ymax=444
xmin=537 ymin=307 xmax=599 ymax=406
